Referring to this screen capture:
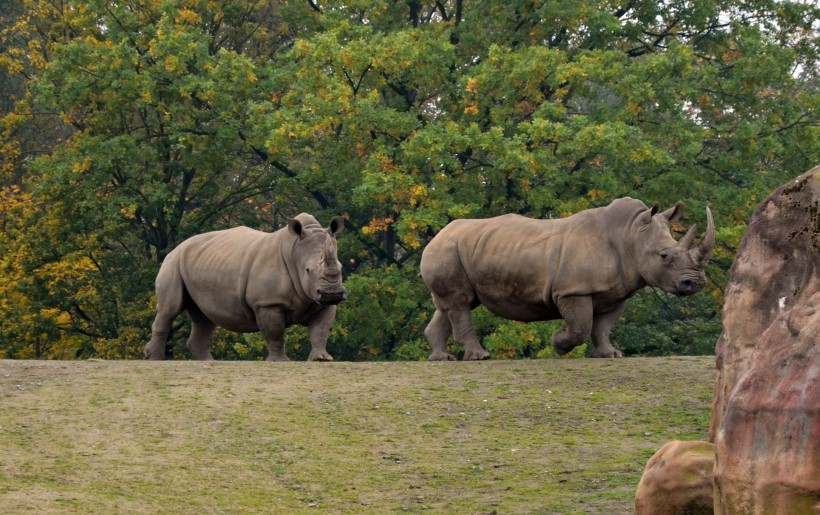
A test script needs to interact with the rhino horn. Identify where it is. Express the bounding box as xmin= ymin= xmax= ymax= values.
xmin=679 ymin=224 xmax=698 ymax=250
xmin=690 ymin=207 xmax=715 ymax=266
